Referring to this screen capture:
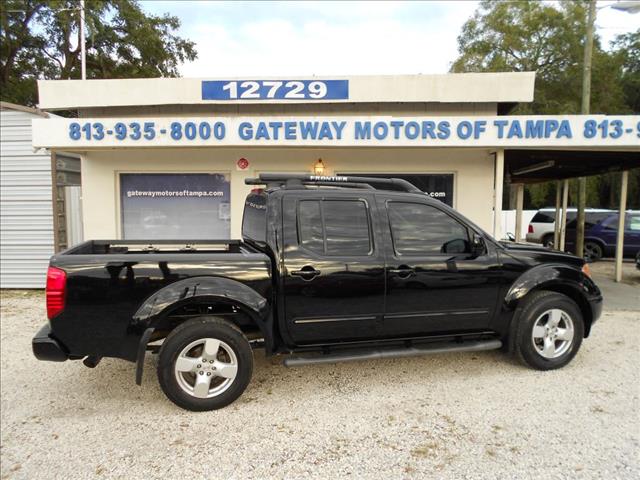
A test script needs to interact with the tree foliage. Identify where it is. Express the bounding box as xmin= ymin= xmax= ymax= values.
xmin=451 ymin=0 xmax=633 ymax=114
xmin=611 ymin=30 xmax=640 ymax=113
xmin=1 ymin=0 xmax=197 ymax=106
xmin=452 ymin=0 xmax=639 ymax=209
